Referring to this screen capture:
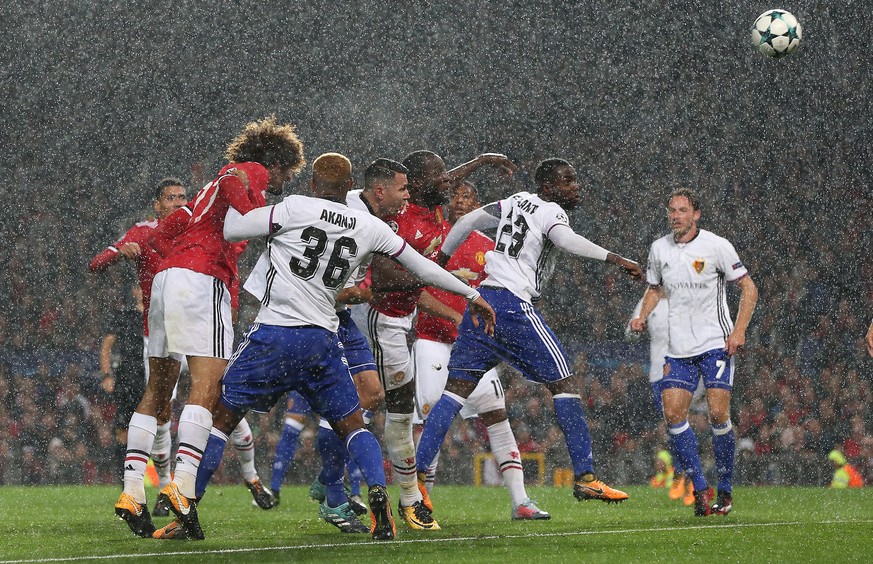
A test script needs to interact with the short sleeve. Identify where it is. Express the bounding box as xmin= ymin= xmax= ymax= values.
xmin=371 ymin=220 xmax=406 ymax=257
xmin=645 ymin=243 xmax=661 ymax=286
xmin=542 ymin=204 xmax=571 ymax=238
xmin=716 ymin=238 xmax=747 ymax=282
